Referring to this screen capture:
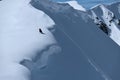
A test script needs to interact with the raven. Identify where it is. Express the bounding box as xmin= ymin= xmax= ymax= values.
xmin=39 ymin=28 xmax=45 ymax=34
